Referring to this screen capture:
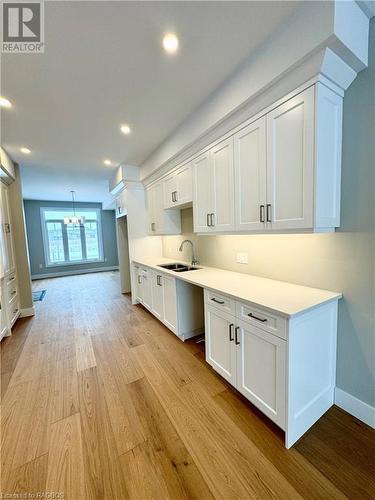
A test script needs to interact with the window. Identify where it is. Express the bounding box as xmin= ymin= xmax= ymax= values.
xmin=41 ymin=208 xmax=104 ymax=266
